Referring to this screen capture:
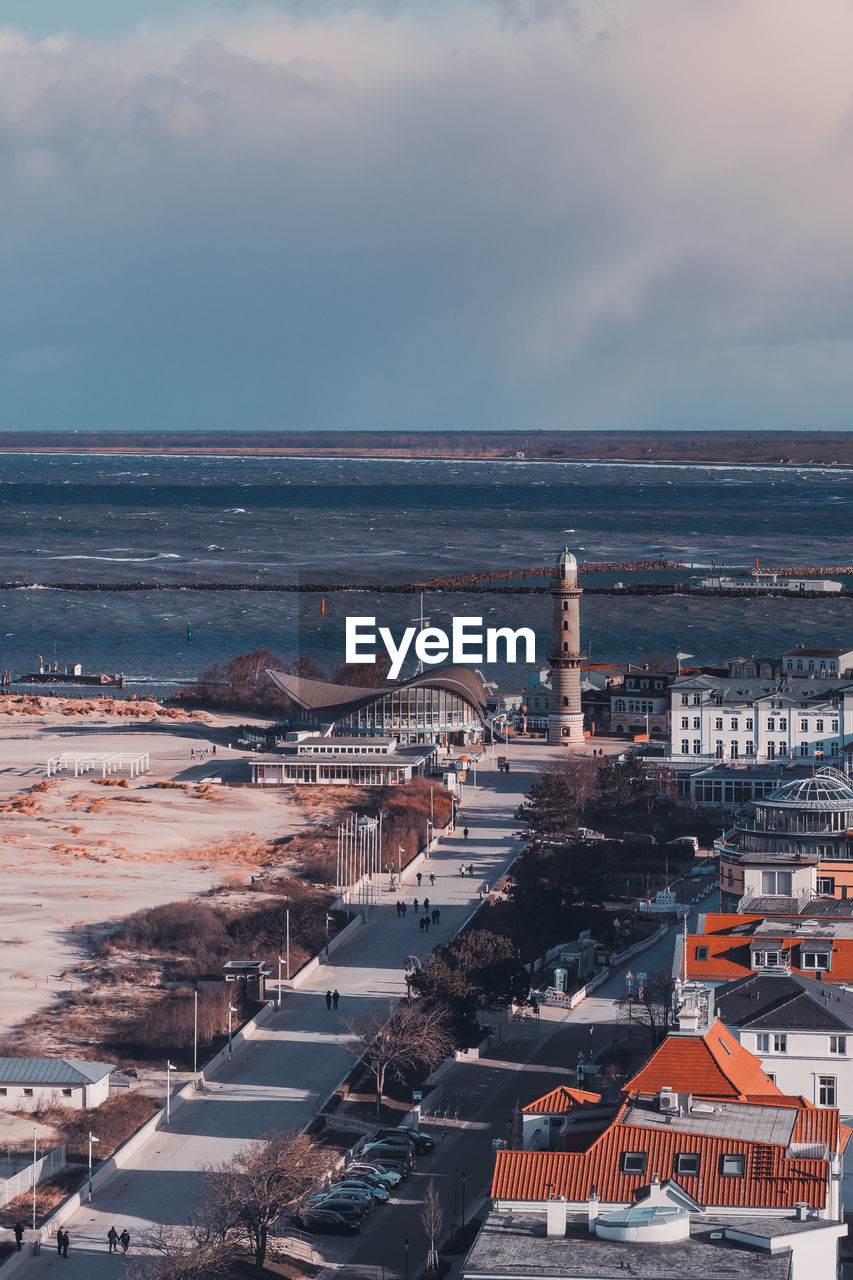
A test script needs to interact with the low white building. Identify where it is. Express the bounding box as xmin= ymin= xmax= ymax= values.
xmin=713 ymin=971 xmax=853 ymax=1112
xmin=0 ymin=1058 xmax=114 ymax=1110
